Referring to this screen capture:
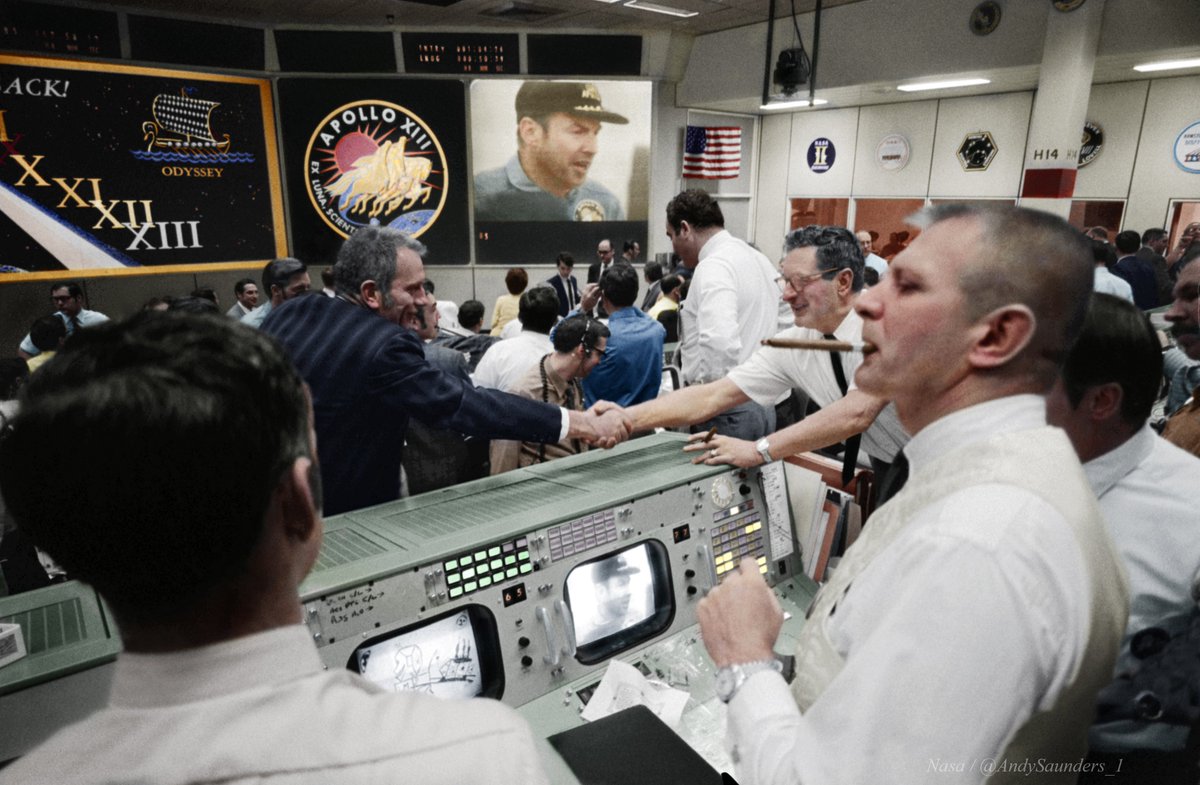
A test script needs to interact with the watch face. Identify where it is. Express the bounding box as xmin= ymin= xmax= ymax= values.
xmin=715 ymin=667 xmax=738 ymax=701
